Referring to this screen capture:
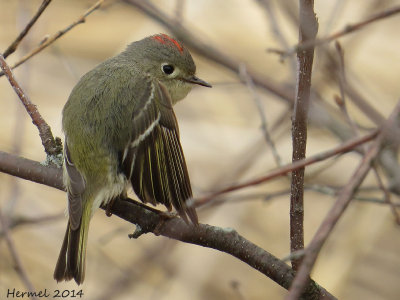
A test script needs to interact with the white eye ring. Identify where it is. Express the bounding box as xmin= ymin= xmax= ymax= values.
xmin=161 ymin=63 xmax=175 ymax=75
